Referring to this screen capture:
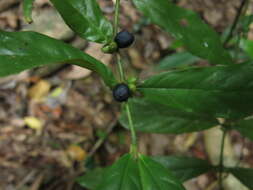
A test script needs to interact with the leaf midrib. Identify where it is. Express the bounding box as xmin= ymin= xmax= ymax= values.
xmin=138 ymin=87 xmax=253 ymax=92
